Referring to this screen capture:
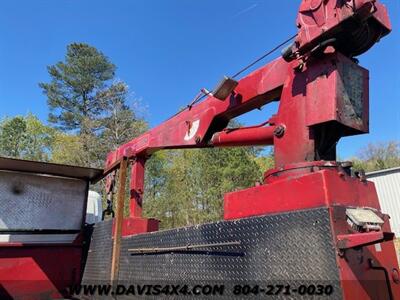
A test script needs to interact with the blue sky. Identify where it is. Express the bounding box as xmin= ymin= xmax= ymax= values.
xmin=0 ymin=0 xmax=399 ymax=158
